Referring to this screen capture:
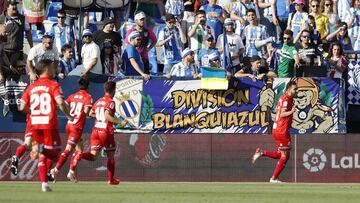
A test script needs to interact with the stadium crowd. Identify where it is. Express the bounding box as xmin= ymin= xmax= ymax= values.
xmin=0 ymin=0 xmax=358 ymax=83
